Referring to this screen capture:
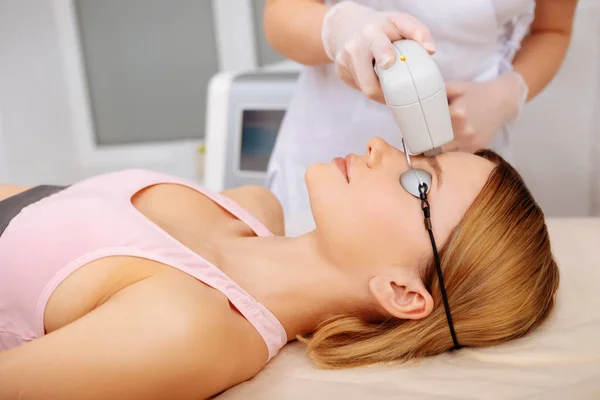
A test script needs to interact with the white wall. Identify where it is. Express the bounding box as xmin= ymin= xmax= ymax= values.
xmin=0 ymin=0 xmax=78 ymax=185
xmin=0 ymin=0 xmax=256 ymax=185
xmin=0 ymin=0 xmax=599 ymax=216
xmin=511 ymin=0 xmax=600 ymax=217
